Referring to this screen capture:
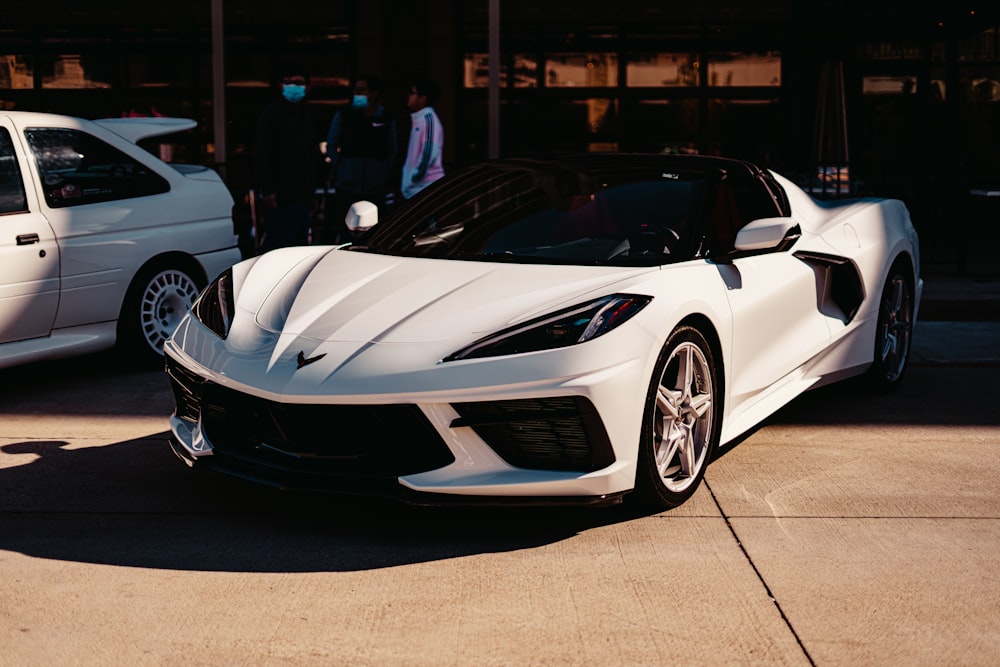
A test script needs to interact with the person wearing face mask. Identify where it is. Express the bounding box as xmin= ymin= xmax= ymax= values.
xmin=323 ymin=74 xmax=398 ymax=244
xmin=253 ymin=64 xmax=322 ymax=252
